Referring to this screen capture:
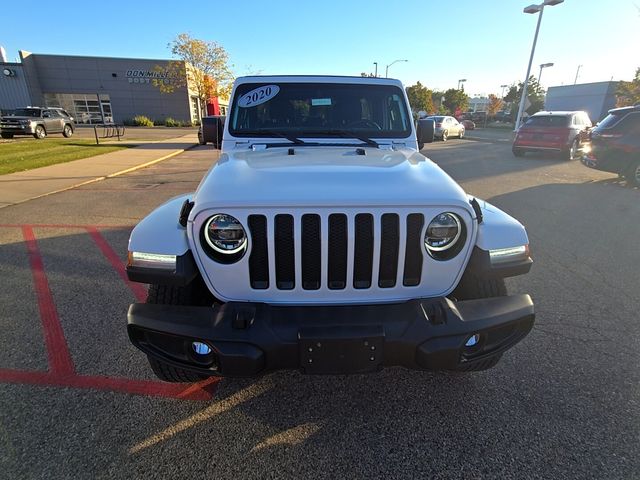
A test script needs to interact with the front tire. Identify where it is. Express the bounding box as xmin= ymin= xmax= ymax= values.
xmin=565 ymin=138 xmax=579 ymax=161
xmin=62 ymin=124 xmax=73 ymax=138
xmin=512 ymin=147 xmax=525 ymax=157
xmin=625 ymin=160 xmax=640 ymax=187
xmin=145 ymin=279 xmax=214 ymax=382
xmin=33 ymin=125 xmax=46 ymax=139
xmin=459 ymin=128 xmax=465 ymax=139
